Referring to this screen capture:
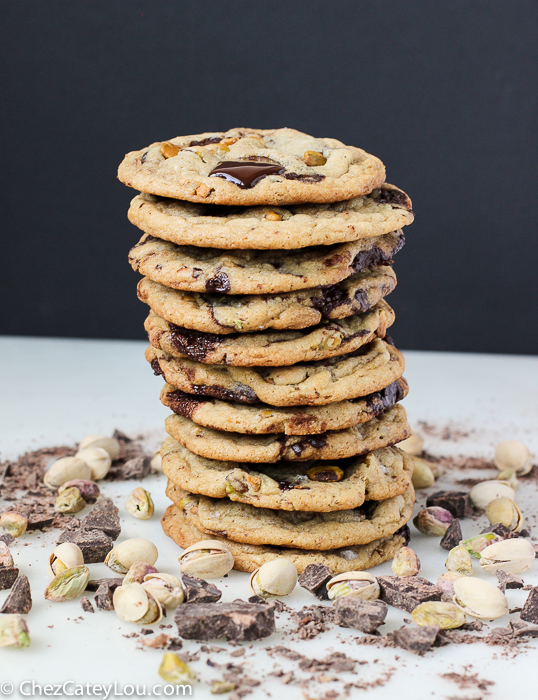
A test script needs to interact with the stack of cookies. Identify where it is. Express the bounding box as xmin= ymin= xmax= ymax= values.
xmin=118 ymin=128 xmax=415 ymax=574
